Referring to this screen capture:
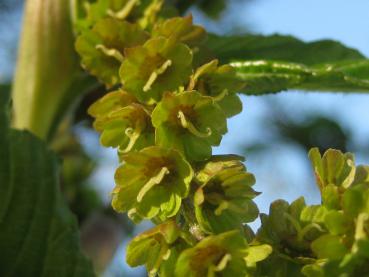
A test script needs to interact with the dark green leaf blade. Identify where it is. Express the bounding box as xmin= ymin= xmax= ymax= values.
xmin=206 ymin=34 xmax=365 ymax=65
xmin=0 ymin=93 xmax=95 ymax=276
